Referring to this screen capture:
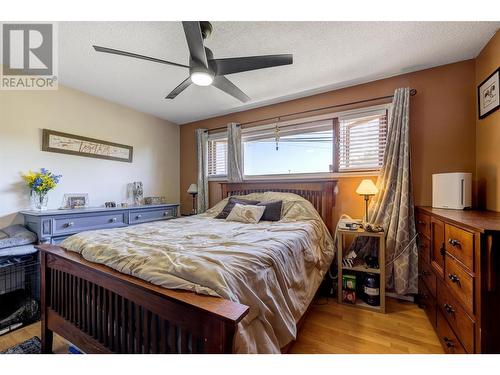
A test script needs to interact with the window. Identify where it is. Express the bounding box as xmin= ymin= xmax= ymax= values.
xmin=243 ymin=120 xmax=333 ymax=176
xmin=338 ymin=109 xmax=387 ymax=171
xmin=206 ymin=105 xmax=389 ymax=179
xmin=207 ymin=135 xmax=227 ymax=177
